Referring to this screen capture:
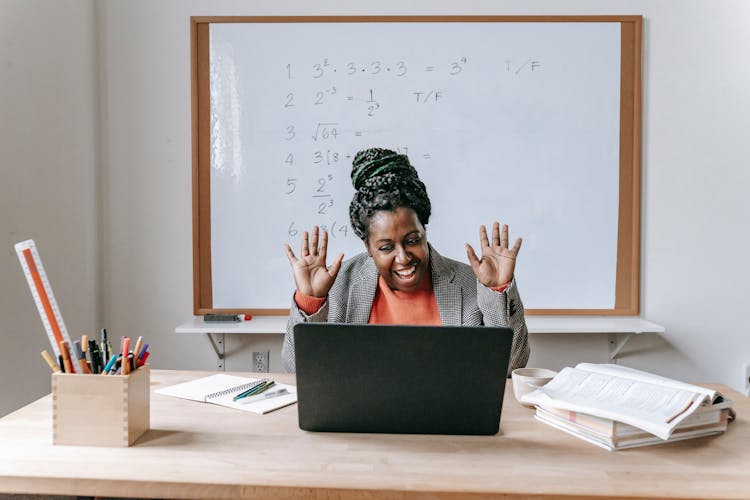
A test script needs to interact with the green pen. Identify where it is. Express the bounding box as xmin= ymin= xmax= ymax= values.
xmin=233 ymin=379 xmax=272 ymax=401
xmin=234 ymin=380 xmax=274 ymax=401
